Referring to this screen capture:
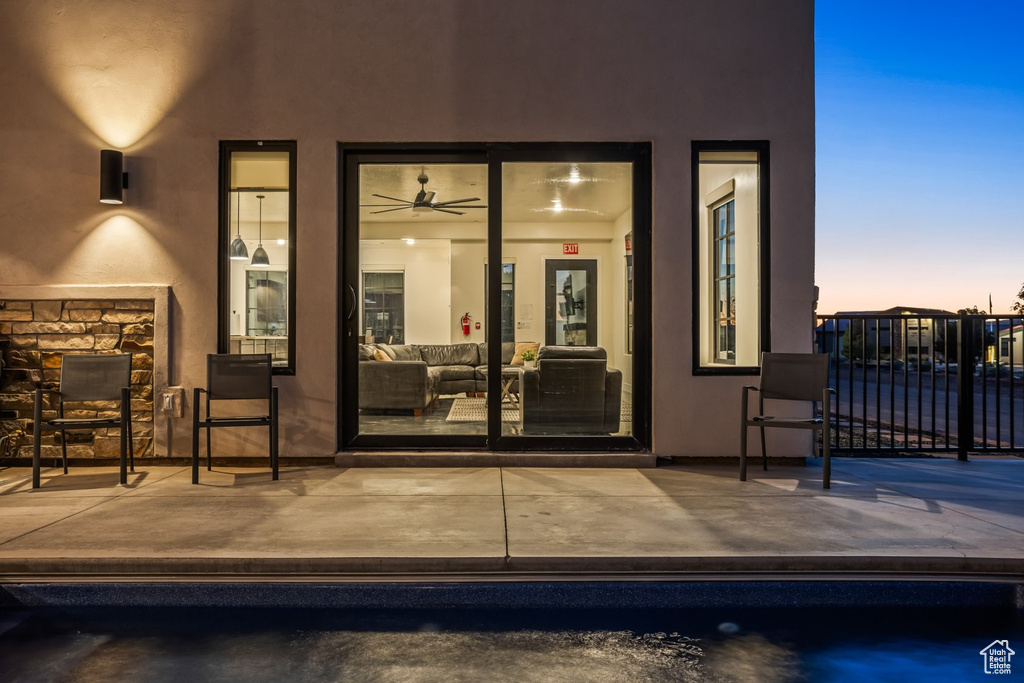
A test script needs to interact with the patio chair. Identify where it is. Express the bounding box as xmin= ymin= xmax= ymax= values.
xmin=192 ymin=353 xmax=278 ymax=484
xmin=32 ymin=353 xmax=134 ymax=489
xmin=740 ymin=352 xmax=835 ymax=488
